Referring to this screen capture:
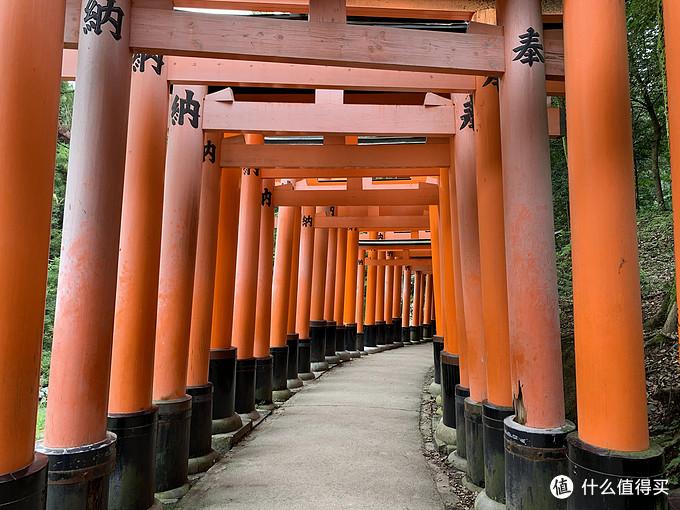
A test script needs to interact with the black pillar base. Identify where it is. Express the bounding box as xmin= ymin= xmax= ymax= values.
xmin=433 ymin=336 xmax=444 ymax=385
xmin=0 ymin=453 xmax=47 ymax=509
xmin=423 ymin=323 xmax=433 ymax=340
xmin=356 ymin=331 xmax=365 ymax=352
xmin=310 ymin=320 xmax=329 ymax=371
xmin=401 ymin=327 xmax=411 ymax=345
xmin=344 ymin=324 xmax=360 ymax=357
xmin=324 ymin=321 xmax=340 ymax=364
xmin=375 ymin=321 xmax=386 ymax=346
xmin=409 ymin=325 xmax=418 ymax=344
xmin=464 ymin=398 xmax=485 ymax=489
xmin=418 ymin=324 xmax=426 ymax=342
xmin=504 ymin=416 xmax=575 ymax=510
xmin=286 ymin=334 xmax=303 ymax=388
xmin=335 ymin=325 xmax=351 ymax=360
xmin=254 ymin=356 xmax=273 ymax=406
xmin=234 ymin=358 xmax=257 ymax=415
xmin=297 ymin=338 xmax=315 ymax=380
xmin=363 ymin=324 xmax=377 ymax=348
xmin=390 ymin=318 xmax=402 ymax=346
xmin=482 ymin=402 xmax=514 ymax=504
xmin=153 ymin=396 xmax=191 ymax=495
xmin=187 ymin=384 xmax=218 ymax=474
xmin=431 ymin=319 xmax=436 ymax=335
xmin=441 ymin=352 xmax=460 ymax=429
xmin=455 ymin=385 xmax=470 ymax=460
xmin=567 ymin=433 xmax=666 ymax=510
xmin=37 ymin=432 xmax=116 ymax=510
xmin=271 ymin=346 xmax=293 ymax=401
xmin=107 ymin=407 xmax=158 ymax=510
xmin=209 ymin=347 xmax=240 ymax=434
